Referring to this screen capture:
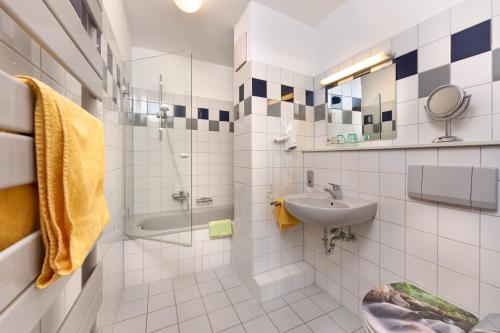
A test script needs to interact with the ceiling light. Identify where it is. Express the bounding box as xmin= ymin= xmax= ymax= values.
xmin=173 ymin=0 xmax=204 ymax=13
xmin=320 ymin=52 xmax=393 ymax=86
